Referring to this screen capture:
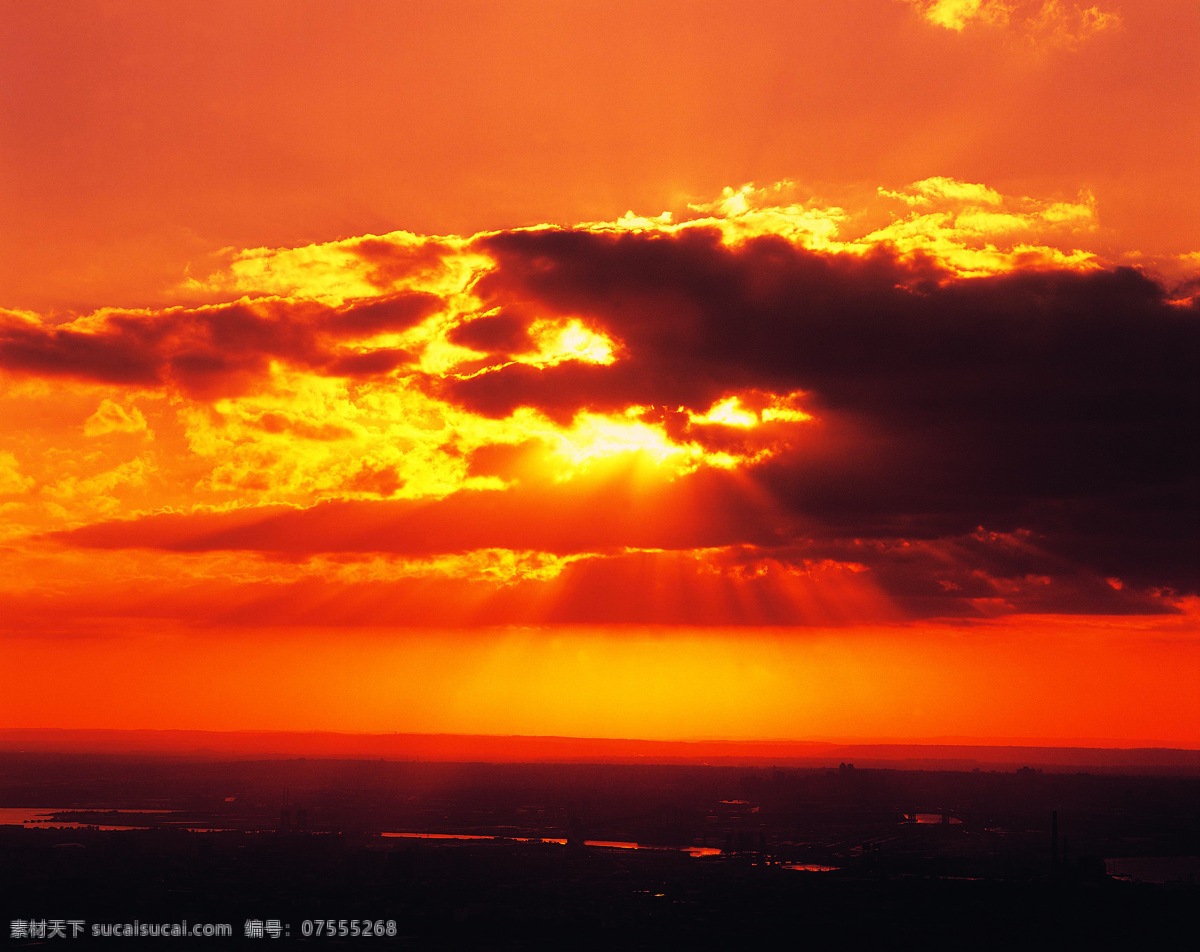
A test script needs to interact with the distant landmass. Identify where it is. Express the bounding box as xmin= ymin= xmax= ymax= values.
xmin=1 ymin=729 xmax=1197 ymax=773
